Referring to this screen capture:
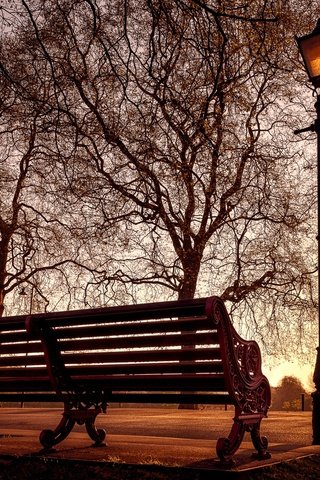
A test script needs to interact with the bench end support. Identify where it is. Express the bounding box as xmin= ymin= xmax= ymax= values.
xmin=39 ymin=406 xmax=107 ymax=450
xmin=216 ymin=413 xmax=270 ymax=463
